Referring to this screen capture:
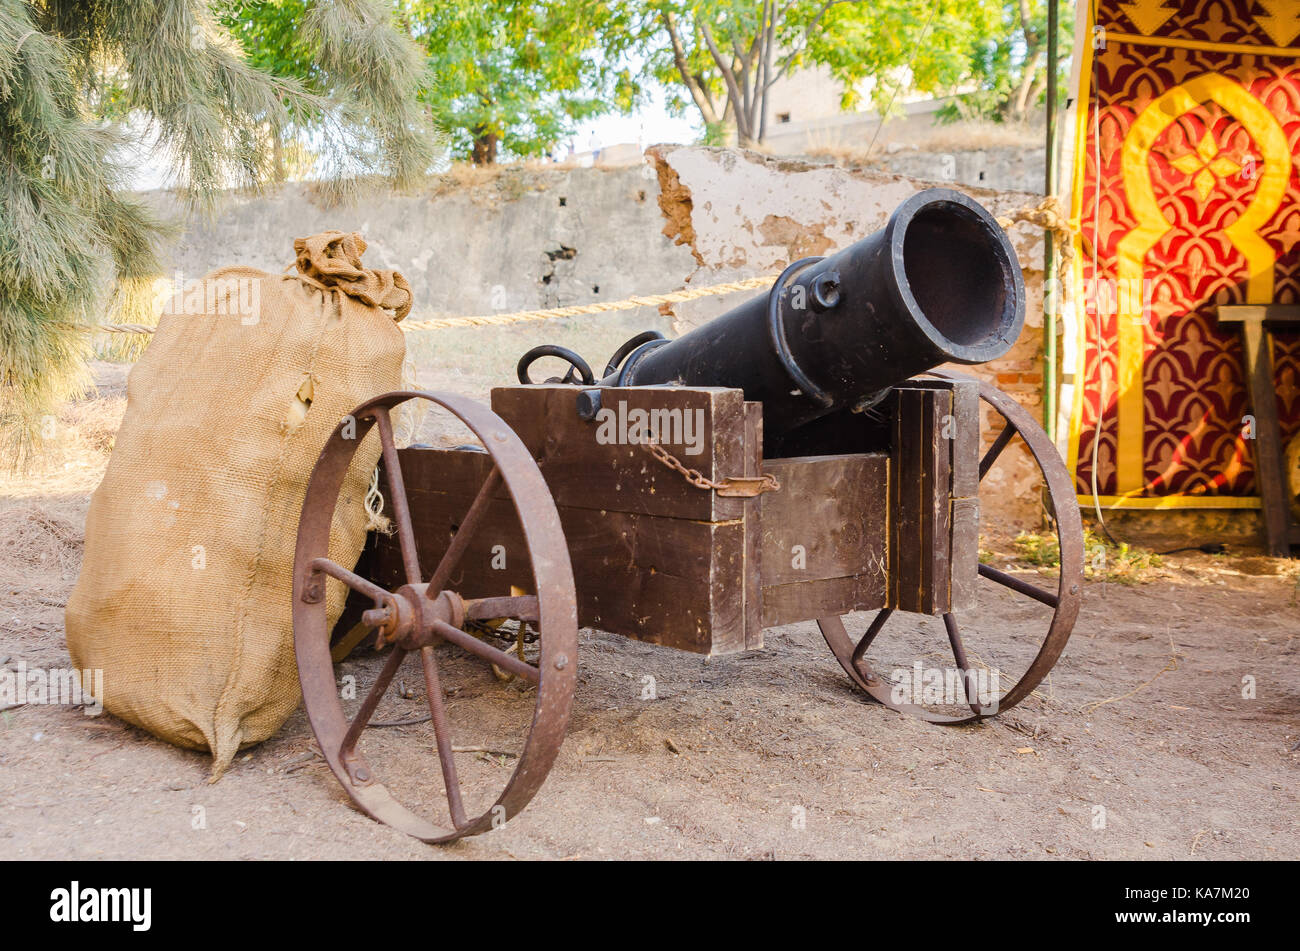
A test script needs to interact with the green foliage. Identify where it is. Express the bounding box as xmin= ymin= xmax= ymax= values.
xmin=398 ymin=1 xmax=642 ymax=163
xmin=631 ymin=0 xmax=1073 ymax=142
xmin=804 ymin=0 xmax=1001 ymax=113
xmin=219 ymin=0 xmax=325 ymax=108
xmin=699 ymin=119 xmax=728 ymax=147
xmin=231 ymin=1 xmax=643 ymax=163
xmin=1086 ymin=534 xmax=1163 ymax=585
xmin=1011 ymin=529 xmax=1061 ymax=566
xmin=1 ymin=0 xmax=439 ymax=460
xmin=935 ymin=0 xmax=1075 ymax=124
xmin=1012 ymin=529 xmax=1164 ymax=585
xmin=1 ymin=0 xmax=161 ymax=458
xmin=216 ymin=0 xmax=440 ymax=191
xmin=630 ymin=0 xmax=838 ymax=144
xmin=227 ymin=1 xmax=1077 ymax=160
